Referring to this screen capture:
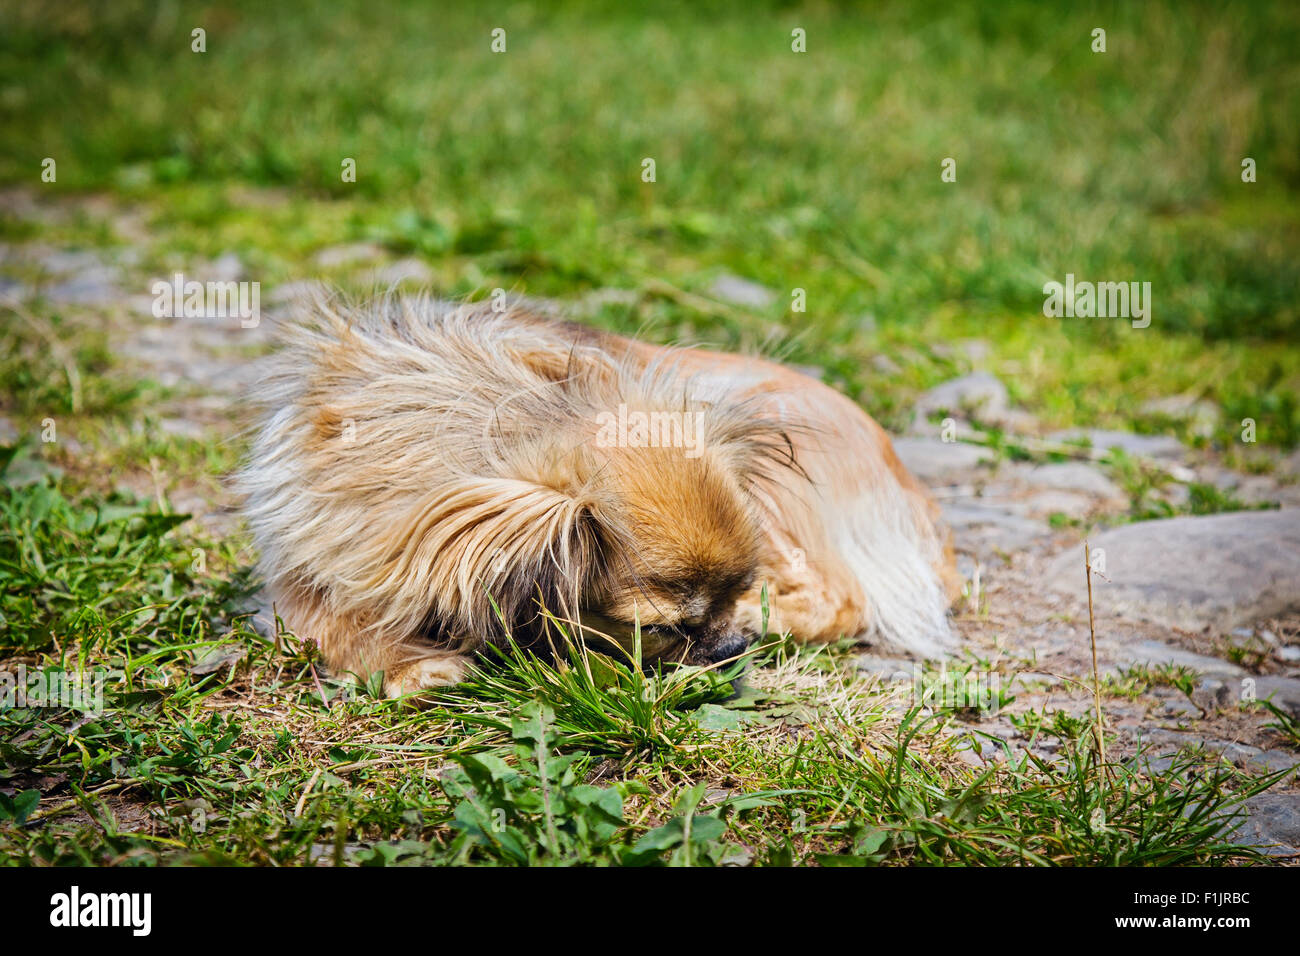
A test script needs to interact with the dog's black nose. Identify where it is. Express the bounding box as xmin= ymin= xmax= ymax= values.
xmin=704 ymin=632 xmax=750 ymax=663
